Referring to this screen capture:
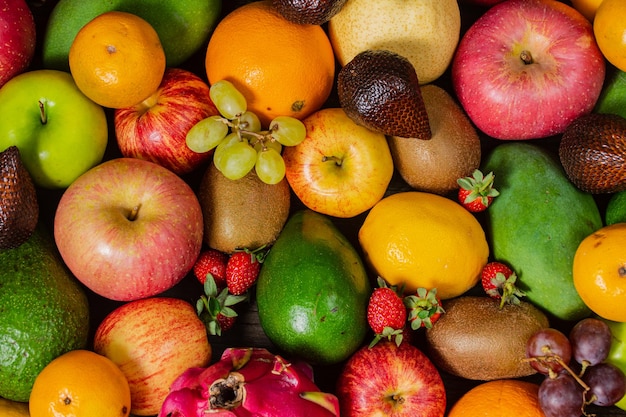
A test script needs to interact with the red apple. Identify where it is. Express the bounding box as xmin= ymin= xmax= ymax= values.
xmin=114 ymin=68 xmax=219 ymax=175
xmin=283 ymin=107 xmax=394 ymax=218
xmin=53 ymin=157 xmax=203 ymax=301
xmin=451 ymin=0 xmax=605 ymax=140
xmin=94 ymin=297 xmax=212 ymax=416
xmin=336 ymin=341 xmax=446 ymax=416
xmin=0 ymin=0 xmax=35 ymax=88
